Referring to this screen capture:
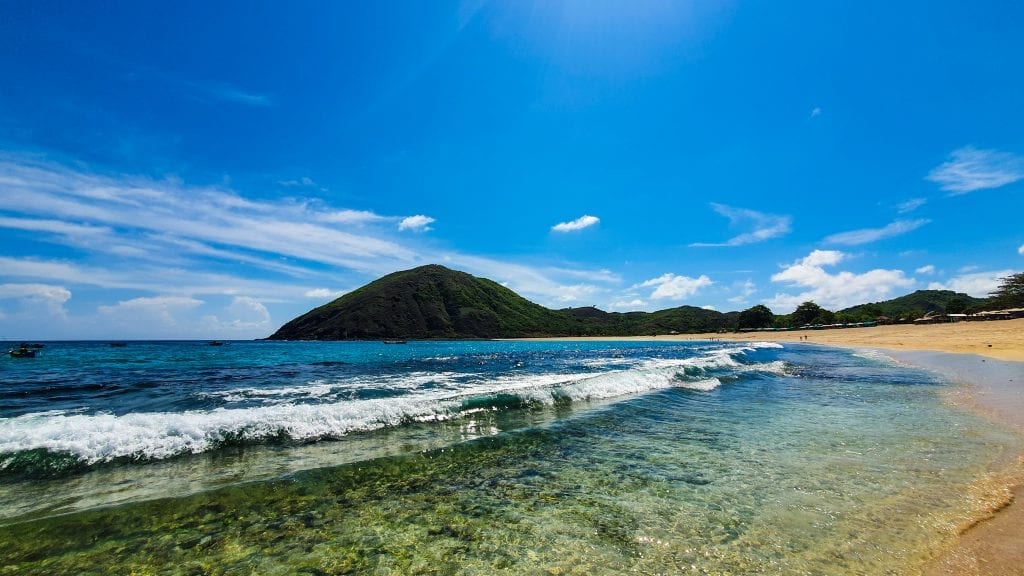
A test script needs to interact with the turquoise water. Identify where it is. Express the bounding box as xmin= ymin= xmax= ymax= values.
xmin=0 ymin=340 xmax=1015 ymax=574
